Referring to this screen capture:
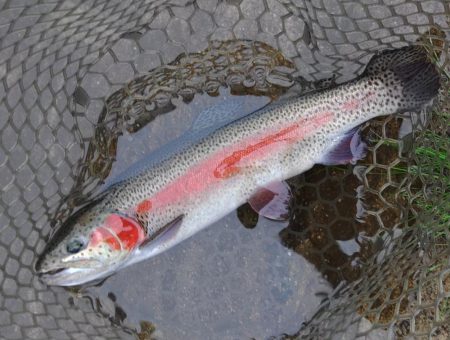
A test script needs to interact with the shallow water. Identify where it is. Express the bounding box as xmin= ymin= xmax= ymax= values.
xmin=1 ymin=1 xmax=448 ymax=339
xmin=76 ymin=88 xmax=334 ymax=339
xmin=41 ymin=30 xmax=433 ymax=339
xmin=88 ymin=213 xmax=330 ymax=339
xmin=65 ymin=85 xmax=407 ymax=338
xmin=57 ymin=41 xmax=414 ymax=338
